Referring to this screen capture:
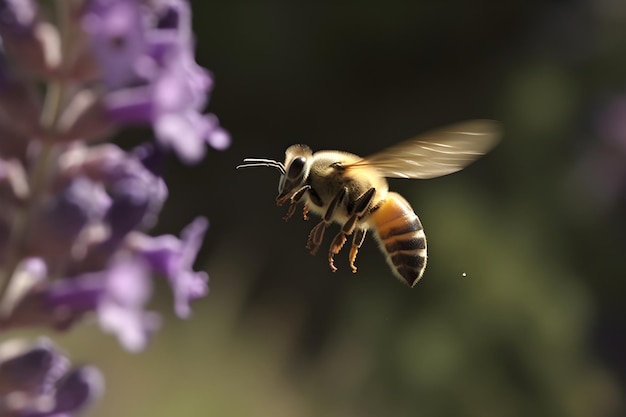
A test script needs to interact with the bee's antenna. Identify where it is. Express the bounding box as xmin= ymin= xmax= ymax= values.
xmin=236 ymin=158 xmax=286 ymax=175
